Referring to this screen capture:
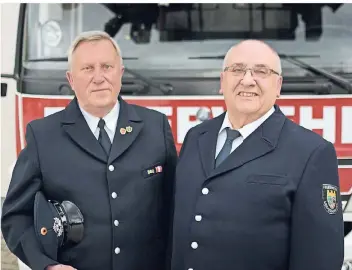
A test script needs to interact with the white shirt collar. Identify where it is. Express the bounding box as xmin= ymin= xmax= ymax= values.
xmin=219 ymin=106 xmax=275 ymax=139
xmin=79 ymin=101 xmax=120 ymax=134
